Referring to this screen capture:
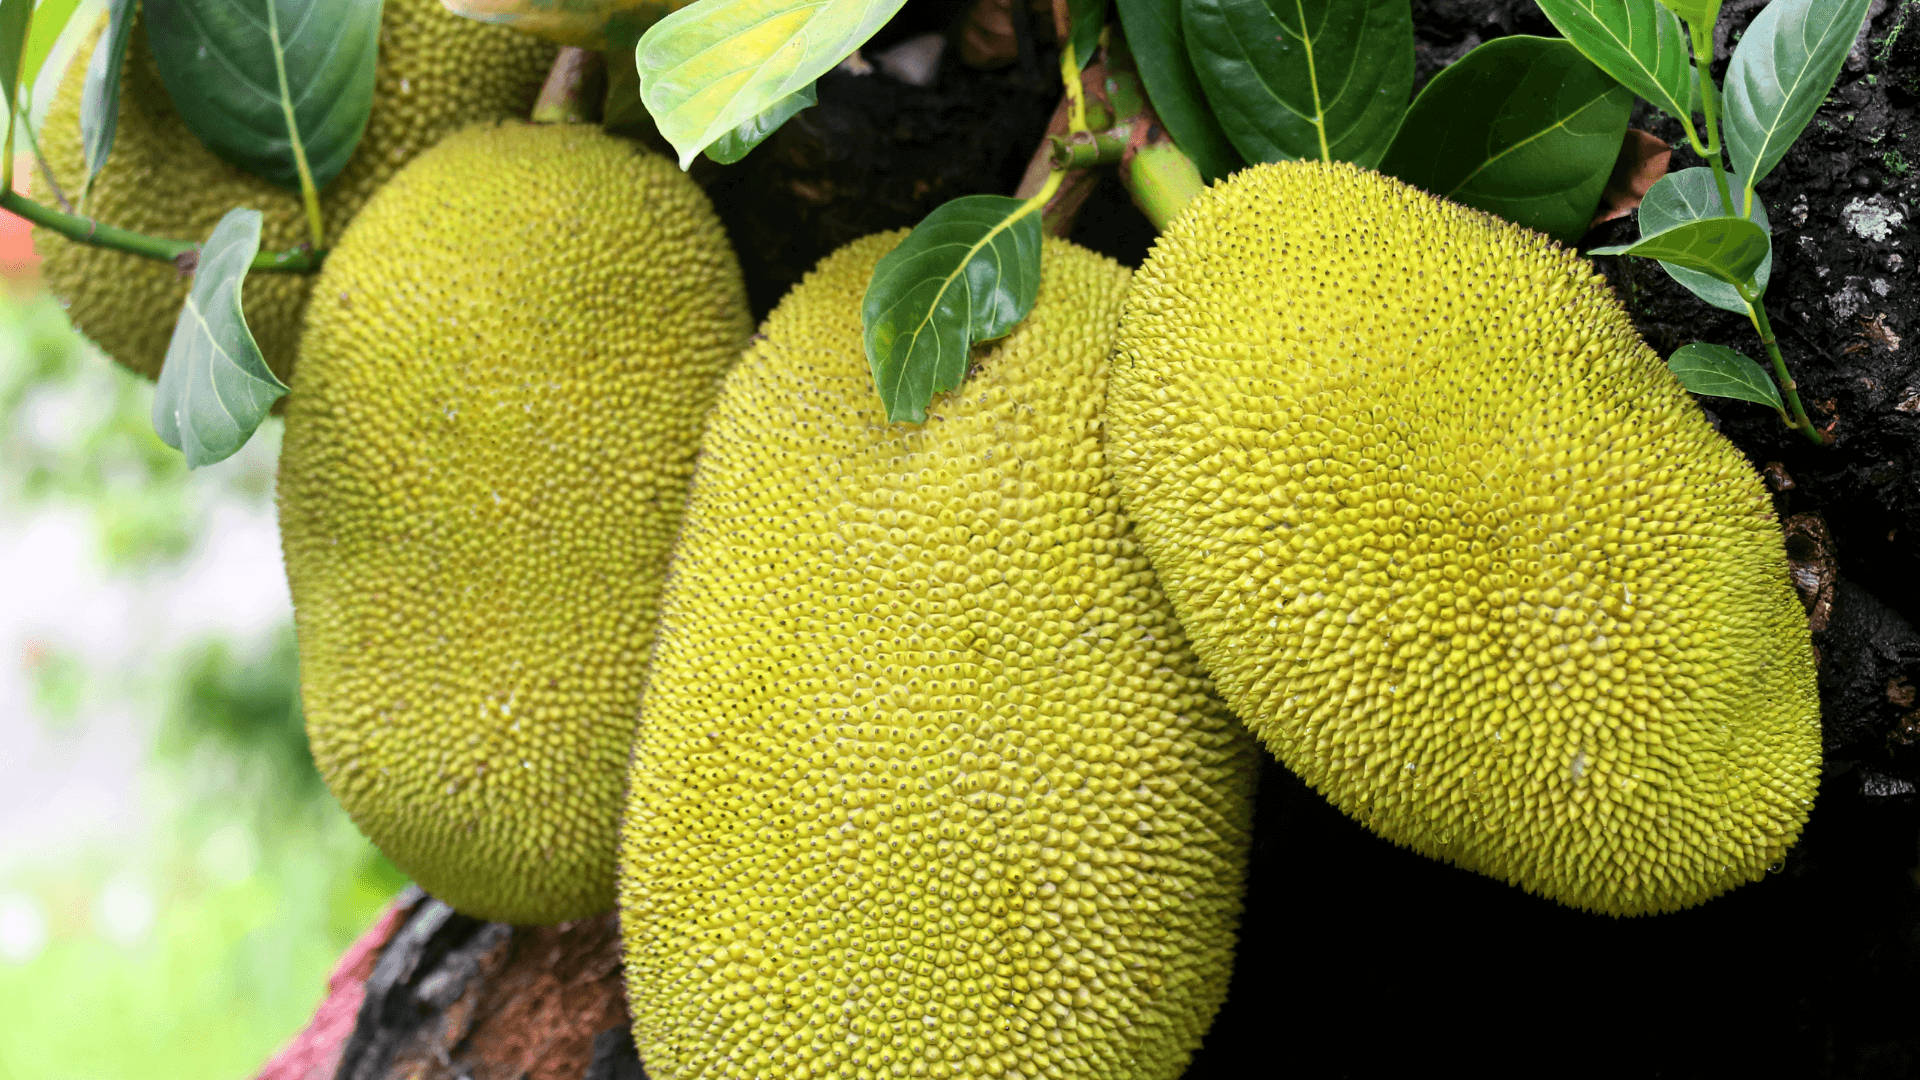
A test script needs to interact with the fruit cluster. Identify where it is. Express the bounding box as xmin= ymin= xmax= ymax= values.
xmin=36 ymin=6 xmax=1819 ymax=1076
